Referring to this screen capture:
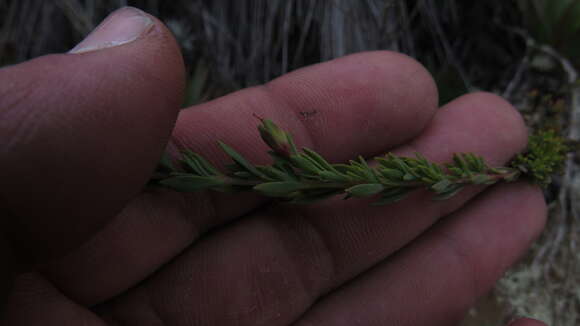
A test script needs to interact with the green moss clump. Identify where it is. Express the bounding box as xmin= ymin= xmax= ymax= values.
xmin=510 ymin=130 xmax=569 ymax=187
